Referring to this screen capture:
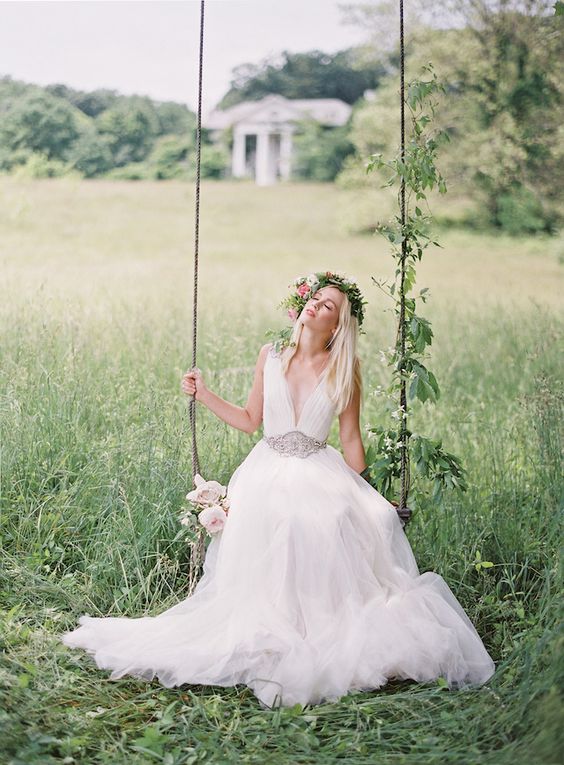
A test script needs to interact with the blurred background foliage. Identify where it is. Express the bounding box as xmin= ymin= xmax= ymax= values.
xmin=0 ymin=0 xmax=561 ymax=234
